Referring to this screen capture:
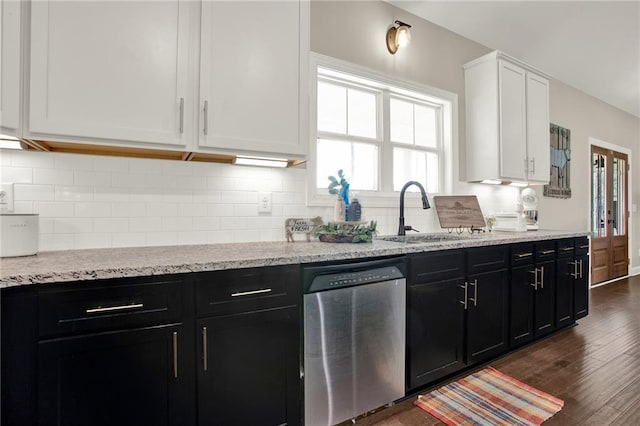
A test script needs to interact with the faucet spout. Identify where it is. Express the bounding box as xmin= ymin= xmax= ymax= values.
xmin=398 ymin=181 xmax=430 ymax=236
